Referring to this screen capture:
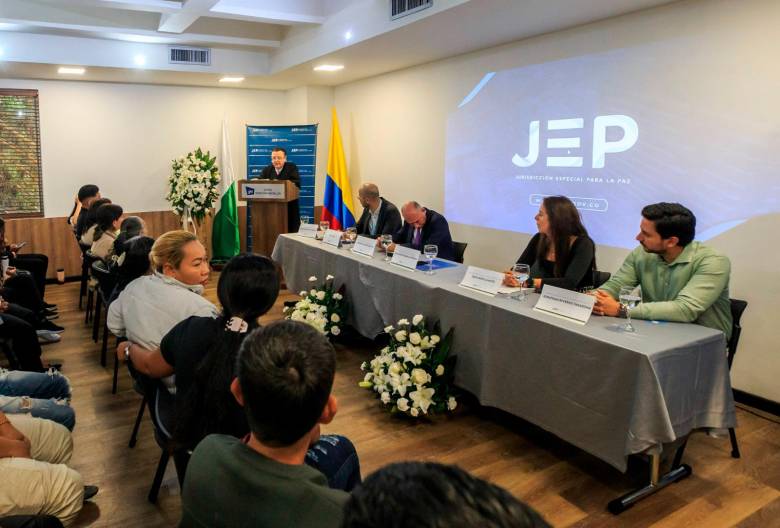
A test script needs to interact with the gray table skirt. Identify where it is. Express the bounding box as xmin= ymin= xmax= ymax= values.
xmin=272 ymin=234 xmax=736 ymax=471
